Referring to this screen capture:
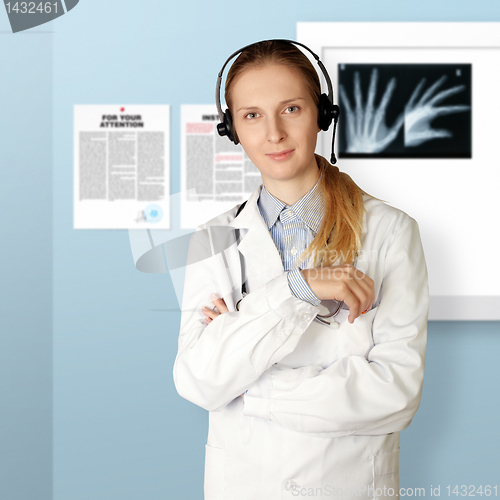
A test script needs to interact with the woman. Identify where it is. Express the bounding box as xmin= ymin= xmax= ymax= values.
xmin=173 ymin=40 xmax=428 ymax=499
